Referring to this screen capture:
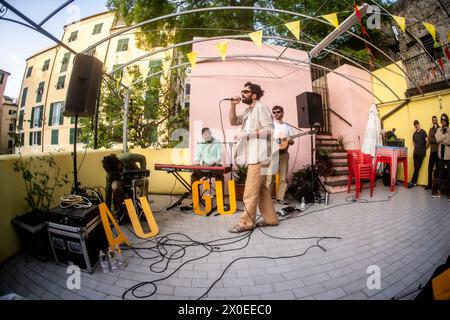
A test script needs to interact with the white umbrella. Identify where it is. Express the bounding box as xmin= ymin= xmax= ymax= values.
xmin=362 ymin=103 xmax=382 ymax=157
